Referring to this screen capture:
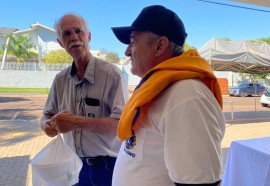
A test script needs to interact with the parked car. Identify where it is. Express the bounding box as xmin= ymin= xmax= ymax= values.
xmin=260 ymin=88 xmax=270 ymax=107
xmin=228 ymin=82 xmax=265 ymax=97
